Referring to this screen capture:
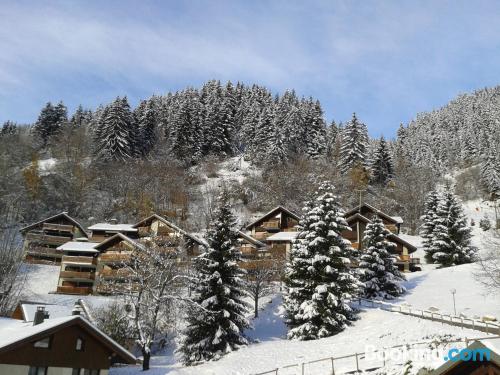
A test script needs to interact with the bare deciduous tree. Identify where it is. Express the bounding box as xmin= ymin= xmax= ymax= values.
xmin=474 ymin=230 xmax=500 ymax=293
xmin=243 ymin=260 xmax=277 ymax=318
